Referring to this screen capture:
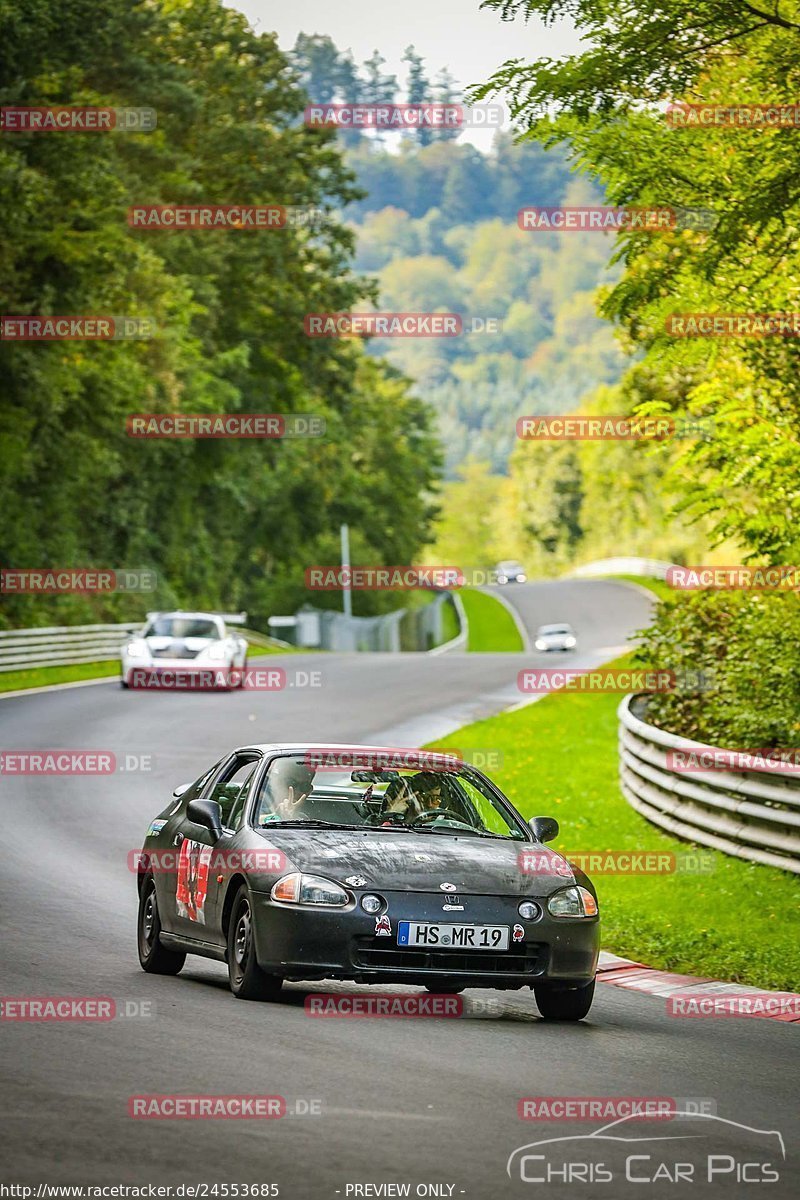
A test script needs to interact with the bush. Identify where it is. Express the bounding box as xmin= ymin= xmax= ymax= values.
xmin=633 ymin=591 xmax=800 ymax=747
